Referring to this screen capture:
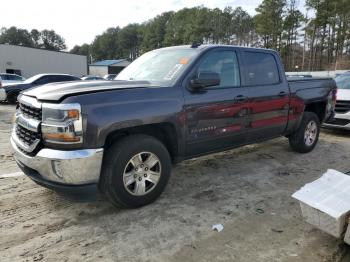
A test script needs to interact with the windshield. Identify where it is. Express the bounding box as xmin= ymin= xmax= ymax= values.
xmin=24 ymin=74 xmax=43 ymax=84
xmin=115 ymin=48 xmax=200 ymax=85
xmin=335 ymin=74 xmax=350 ymax=89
